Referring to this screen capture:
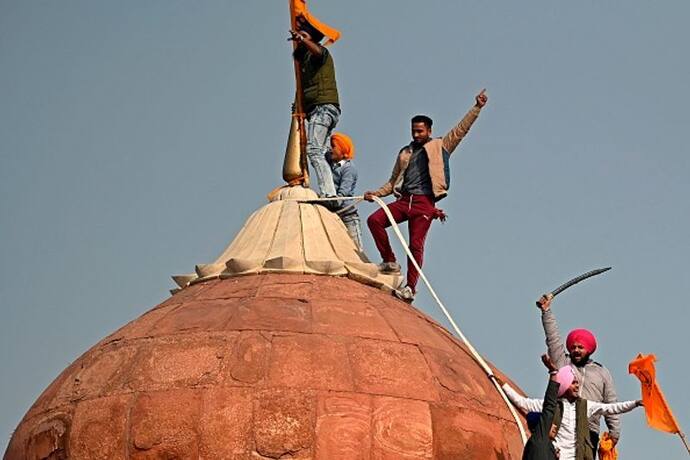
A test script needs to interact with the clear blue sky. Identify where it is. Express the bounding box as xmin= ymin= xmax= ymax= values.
xmin=1 ymin=1 xmax=688 ymax=457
